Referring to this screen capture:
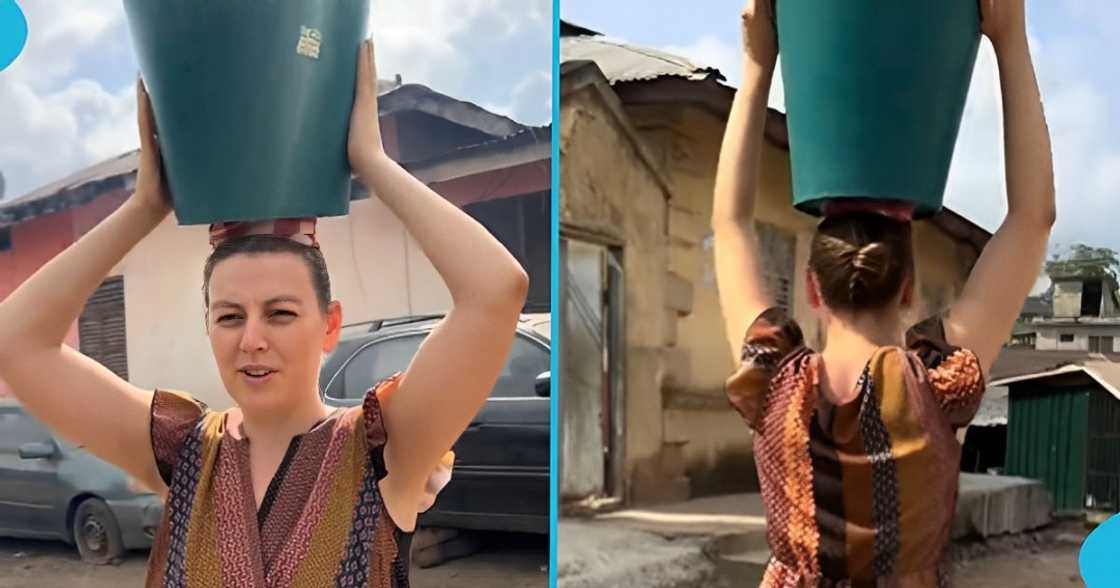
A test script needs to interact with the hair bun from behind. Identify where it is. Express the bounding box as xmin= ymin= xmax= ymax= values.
xmin=809 ymin=212 xmax=913 ymax=312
